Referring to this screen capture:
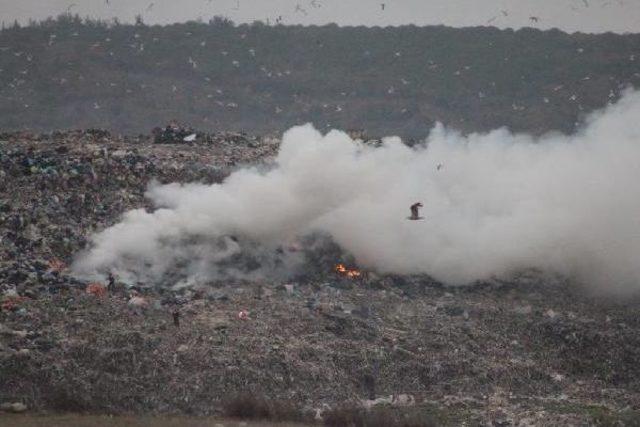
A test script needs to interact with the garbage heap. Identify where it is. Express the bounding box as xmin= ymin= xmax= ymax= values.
xmin=152 ymin=123 xmax=198 ymax=144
